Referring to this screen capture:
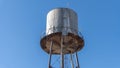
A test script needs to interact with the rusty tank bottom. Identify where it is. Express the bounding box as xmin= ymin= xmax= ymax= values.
xmin=40 ymin=32 xmax=84 ymax=54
